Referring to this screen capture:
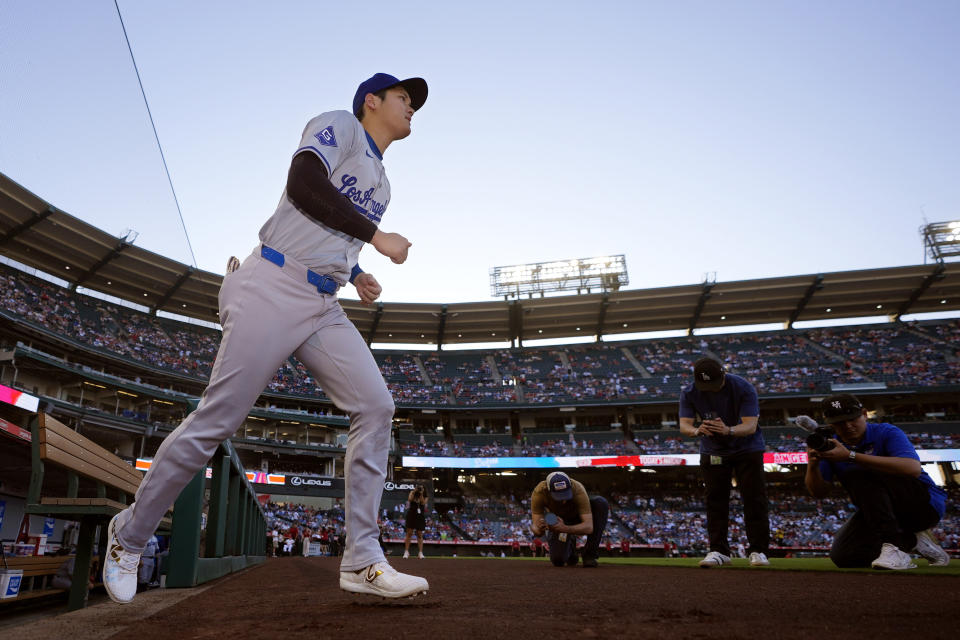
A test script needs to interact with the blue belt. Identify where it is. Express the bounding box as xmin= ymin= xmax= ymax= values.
xmin=261 ymin=245 xmax=339 ymax=296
